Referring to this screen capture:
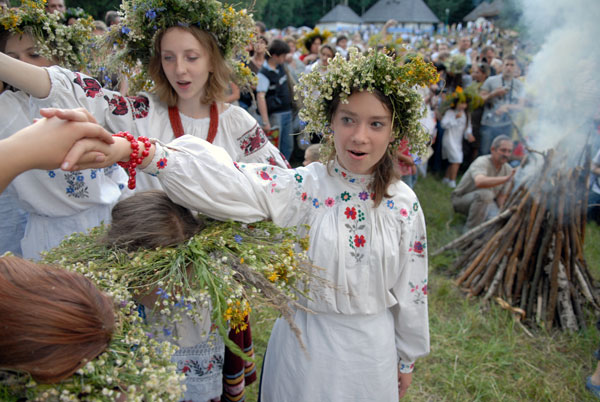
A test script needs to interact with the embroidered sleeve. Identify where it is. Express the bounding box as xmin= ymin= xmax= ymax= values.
xmin=36 ymin=66 xmax=149 ymax=135
xmin=141 ymin=135 xmax=307 ymax=226
xmin=389 ymin=197 xmax=430 ymax=372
